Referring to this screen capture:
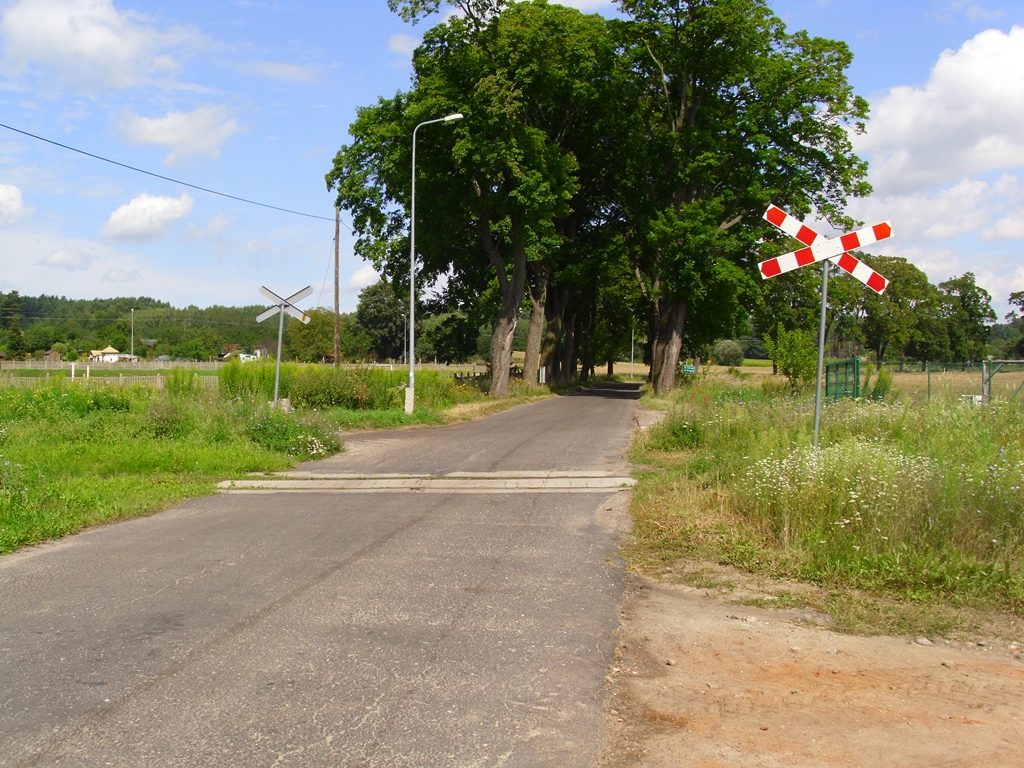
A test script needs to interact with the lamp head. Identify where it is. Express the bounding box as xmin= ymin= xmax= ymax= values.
xmin=444 ymin=113 xmax=464 ymax=122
